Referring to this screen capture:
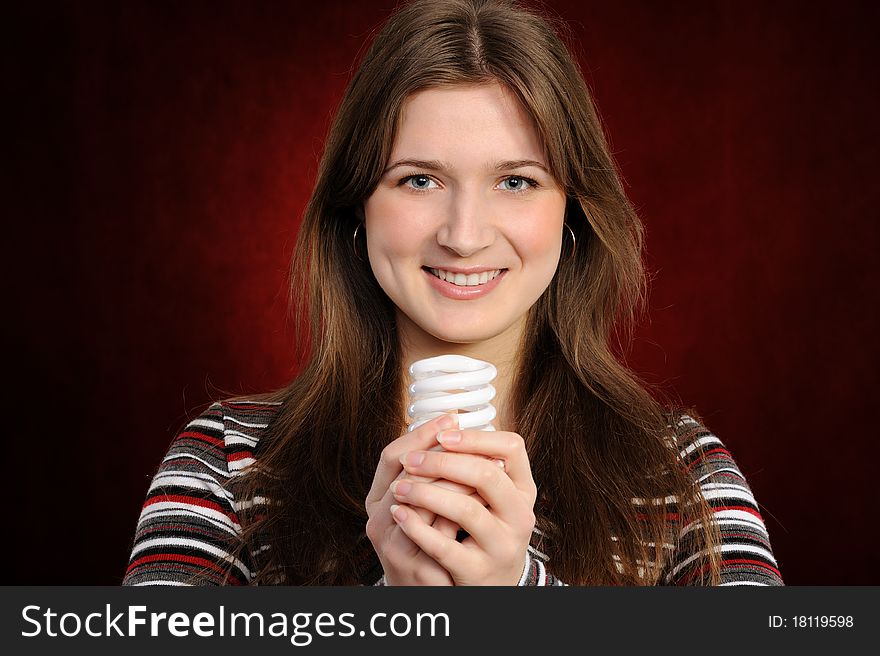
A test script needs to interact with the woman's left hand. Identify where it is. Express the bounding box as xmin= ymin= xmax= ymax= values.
xmin=390 ymin=429 xmax=537 ymax=586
